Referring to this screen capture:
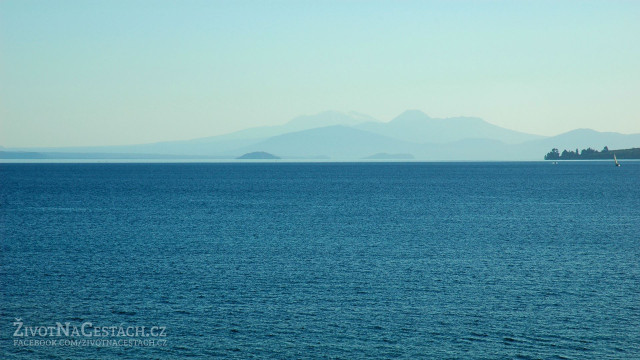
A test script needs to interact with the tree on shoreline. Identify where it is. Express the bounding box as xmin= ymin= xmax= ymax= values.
xmin=544 ymin=148 xmax=560 ymax=160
